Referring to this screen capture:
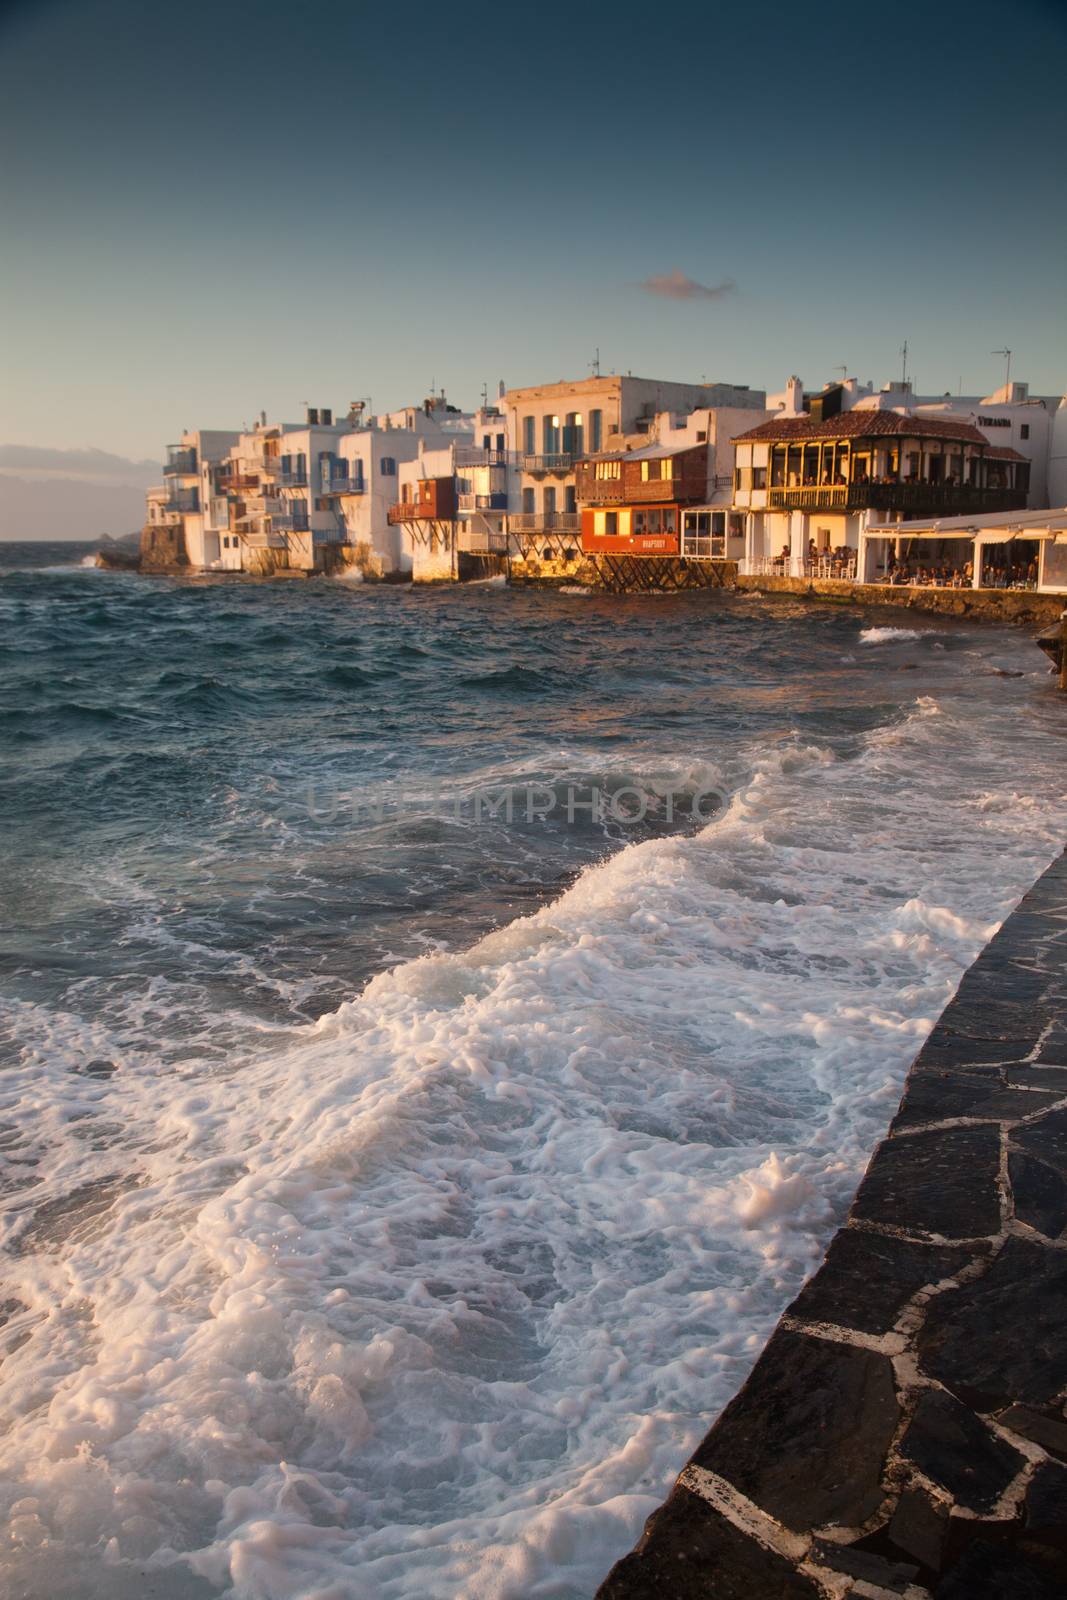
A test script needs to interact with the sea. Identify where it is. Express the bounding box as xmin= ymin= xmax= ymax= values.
xmin=1 ymin=538 xmax=1065 ymax=1600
